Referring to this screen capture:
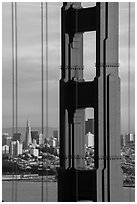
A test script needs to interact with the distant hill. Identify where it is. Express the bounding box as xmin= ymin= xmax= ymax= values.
xmin=2 ymin=127 xmax=58 ymax=142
